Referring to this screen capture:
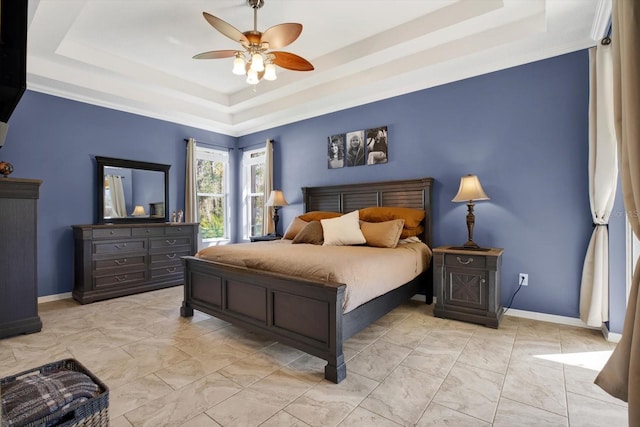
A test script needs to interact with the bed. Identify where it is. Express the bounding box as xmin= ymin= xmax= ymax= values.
xmin=180 ymin=177 xmax=434 ymax=383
